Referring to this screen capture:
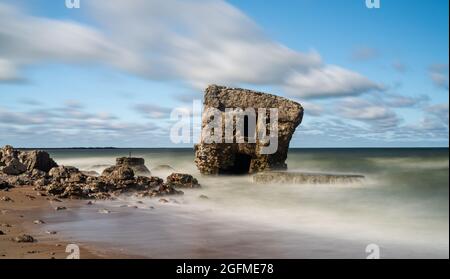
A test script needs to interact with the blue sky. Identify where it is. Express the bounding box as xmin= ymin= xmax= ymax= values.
xmin=0 ymin=0 xmax=448 ymax=147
